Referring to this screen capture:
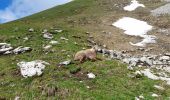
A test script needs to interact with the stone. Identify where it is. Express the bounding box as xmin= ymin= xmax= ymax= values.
xmin=154 ymin=85 xmax=165 ymax=91
xmin=59 ymin=60 xmax=71 ymax=66
xmin=87 ymin=73 xmax=95 ymax=79
xmin=60 ymin=37 xmax=68 ymax=41
xmin=14 ymin=96 xmax=20 ymax=100
xmin=135 ymin=71 xmax=142 ymax=78
xmin=140 ymin=56 xmax=153 ymax=66
xmin=43 ymin=33 xmax=53 ymax=39
xmin=165 ymin=53 xmax=170 ymax=56
xmin=23 ymin=37 xmax=29 ymax=41
xmin=159 ymin=56 xmax=170 ymax=61
xmin=29 ymin=28 xmax=34 ymax=32
xmin=13 ymin=46 xmax=32 ymax=54
xmin=55 ymin=29 xmax=63 ymax=33
xmin=151 ymin=93 xmax=159 ymax=97
xmin=17 ymin=60 xmax=50 ymax=78
xmin=43 ymin=45 xmax=52 ymax=50
xmin=42 ymin=29 xmax=48 ymax=33
xmin=49 ymin=40 xmax=59 ymax=45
